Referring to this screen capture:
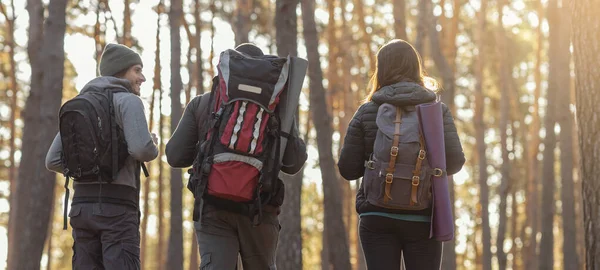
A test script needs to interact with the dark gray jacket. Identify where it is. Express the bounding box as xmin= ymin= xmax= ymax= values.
xmin=338 ymin=82 xmax=465 ymax=215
